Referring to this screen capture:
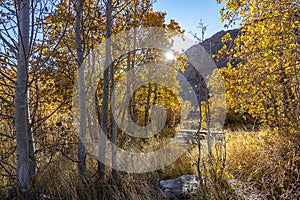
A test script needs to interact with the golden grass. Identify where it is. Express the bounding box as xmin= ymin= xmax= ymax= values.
xmin=225 ymin=129 xmax=300 ymax=199
xmin=1 ymin=128 xmax=299 ymax=199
